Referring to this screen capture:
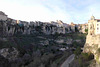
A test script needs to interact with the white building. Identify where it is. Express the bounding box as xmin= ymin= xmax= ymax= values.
xmin=51 ymin=20 xmax=64 ymax=27
xmin=88 ymin=16 xmax=100 ymax=35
